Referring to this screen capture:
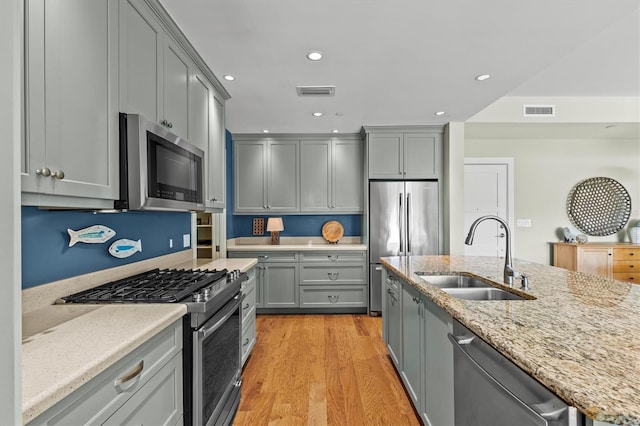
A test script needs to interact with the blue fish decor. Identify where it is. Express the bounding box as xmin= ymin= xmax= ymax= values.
xmin=68 ymin=225 xmax=116 ymax=247
xmin=108 ymin=239 xmax=143 ymax=259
